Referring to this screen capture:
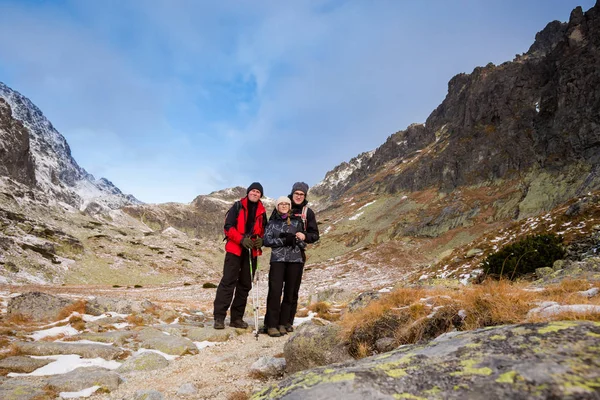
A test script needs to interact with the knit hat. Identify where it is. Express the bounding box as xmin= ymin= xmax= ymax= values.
xmin=276 ymin=196 xmax=291 ymax=207
xmin=246 ymin=182 xmax=264 ymax=197
xmin=291 ymin=182 xmax=309 ymax=195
